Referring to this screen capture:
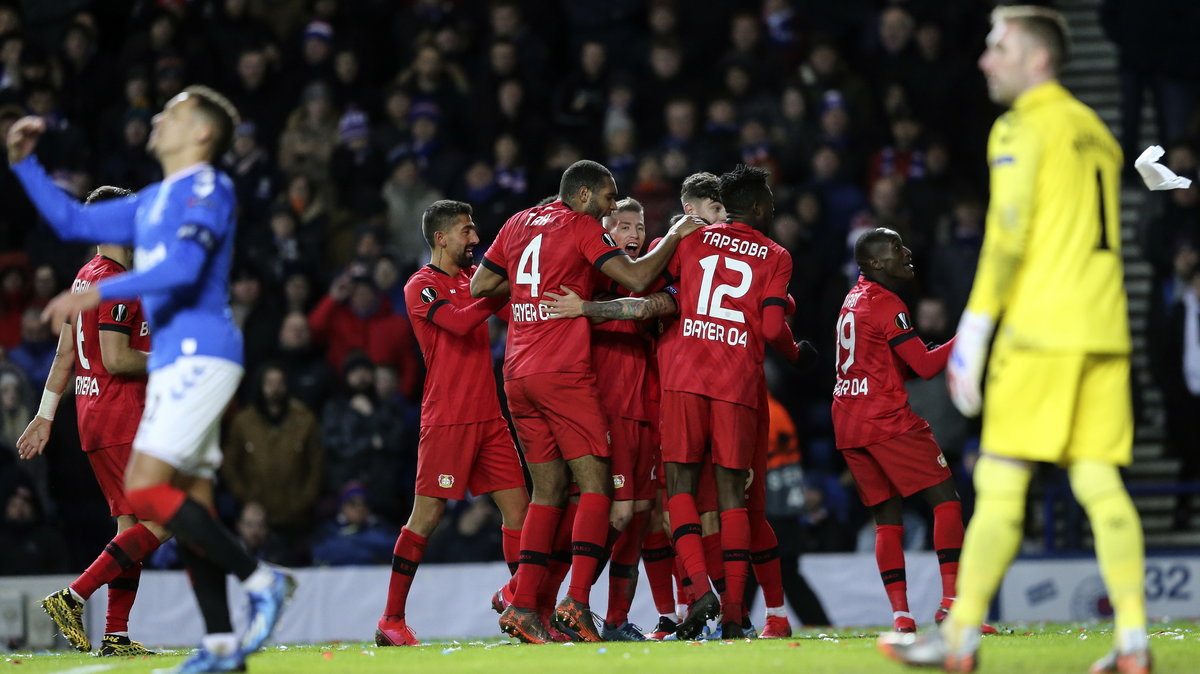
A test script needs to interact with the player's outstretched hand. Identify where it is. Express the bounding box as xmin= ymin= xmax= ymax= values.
xmin=16 ymin=416 xmax=51 ymax=459
xmin=540 ymin=285 xmax=584 ymax=319
xmin=668 ymin=214 xmax=708 ymax=239
xmin=7 ymin=115 xmax=44 ymax=165
xmin=946 ymin=311 xmax=994 ymax=417
xmin=41 ymin=287 xmax=100 ymax=328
